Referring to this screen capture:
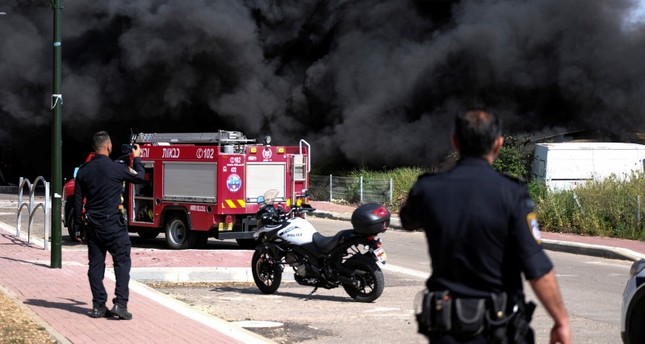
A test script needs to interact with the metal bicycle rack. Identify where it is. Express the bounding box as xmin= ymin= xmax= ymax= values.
xmin=16 ymin=177 xmax=50 ymax=250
